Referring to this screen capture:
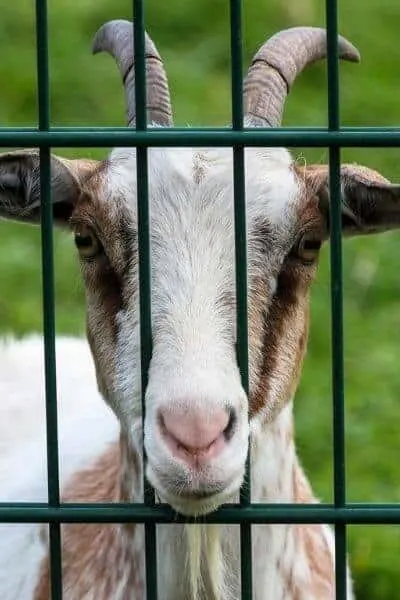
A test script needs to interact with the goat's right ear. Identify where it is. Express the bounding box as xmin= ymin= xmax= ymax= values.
xmin=305 ymin=164 xmax=400 ymax=237
xmin=0 ymin=150 xmax=99 ymax=226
